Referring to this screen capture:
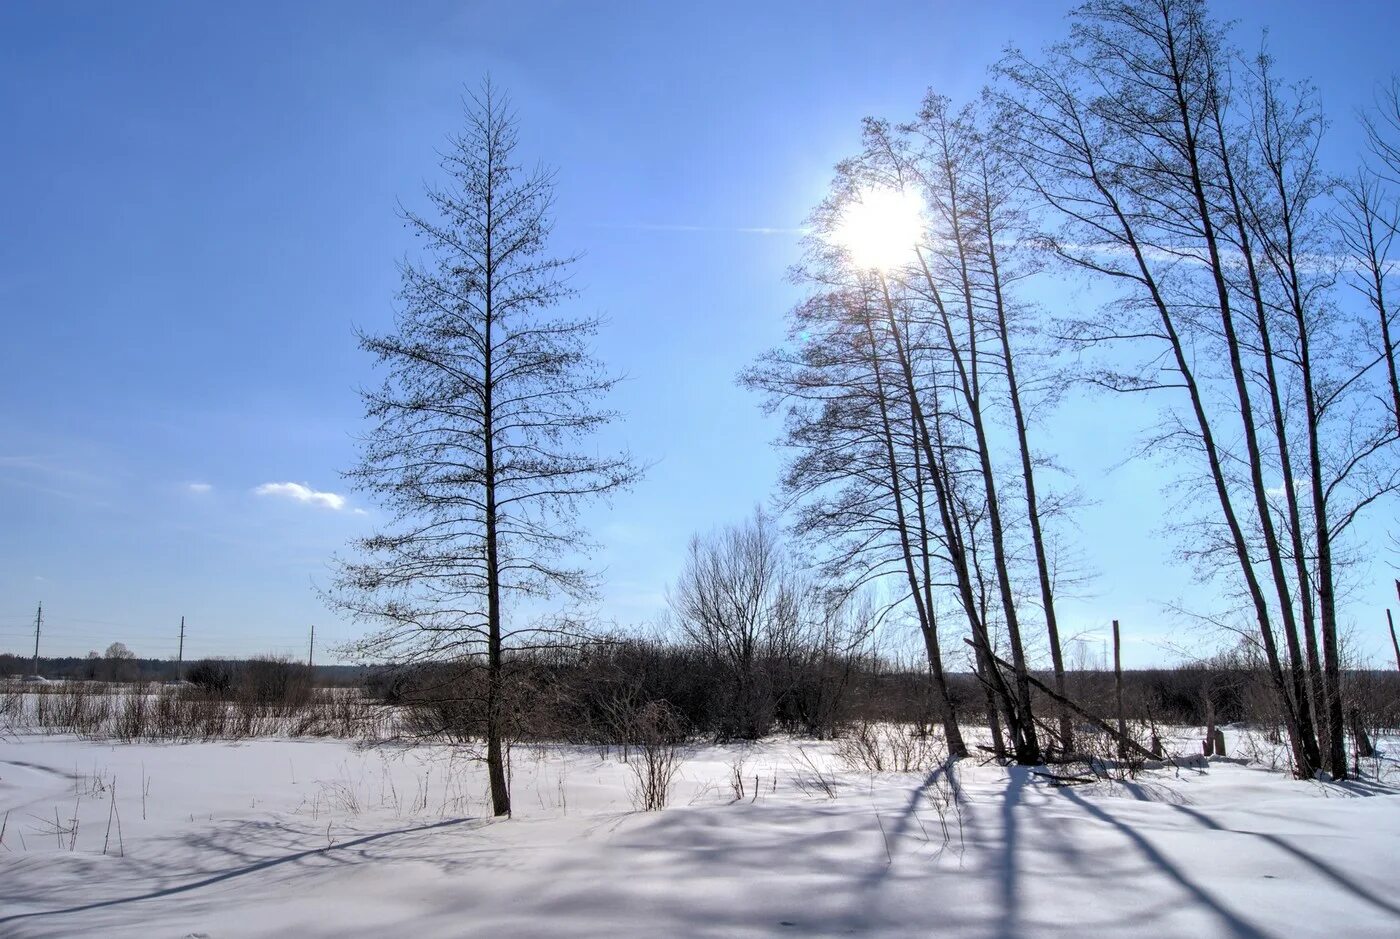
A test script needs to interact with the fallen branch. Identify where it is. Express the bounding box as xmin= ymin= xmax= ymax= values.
xmin=1031 ymin=770 xmax=1095 ymax=786
xmin=962 ymin=640 xmax=1168 ymax=766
